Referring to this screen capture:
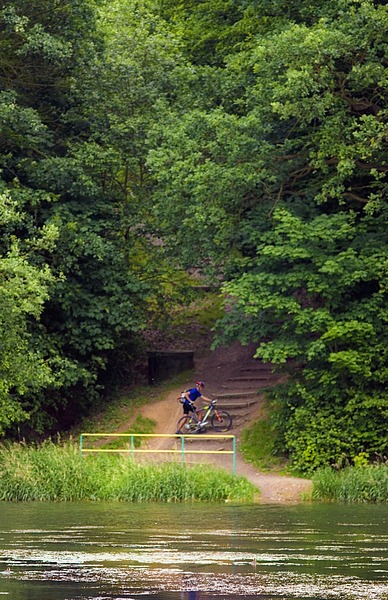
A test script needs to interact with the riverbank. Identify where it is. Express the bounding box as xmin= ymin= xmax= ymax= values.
xmin=136 ymin=385 xmax=313 ymax=504
xmin=0 ymin=441 xmax=257 ymax=502
xmin=69 ymin=338 xmax=315 ymax=504
xmin=3 ymin=340 xmax=381 ymax=505
xmin=0 ymin=438 xmax=386 ymax=503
